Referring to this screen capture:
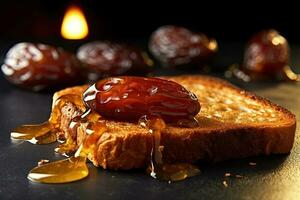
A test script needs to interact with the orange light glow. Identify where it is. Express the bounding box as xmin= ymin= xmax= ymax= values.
xmin=61 ymin=5 xmax=89 ymax=40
